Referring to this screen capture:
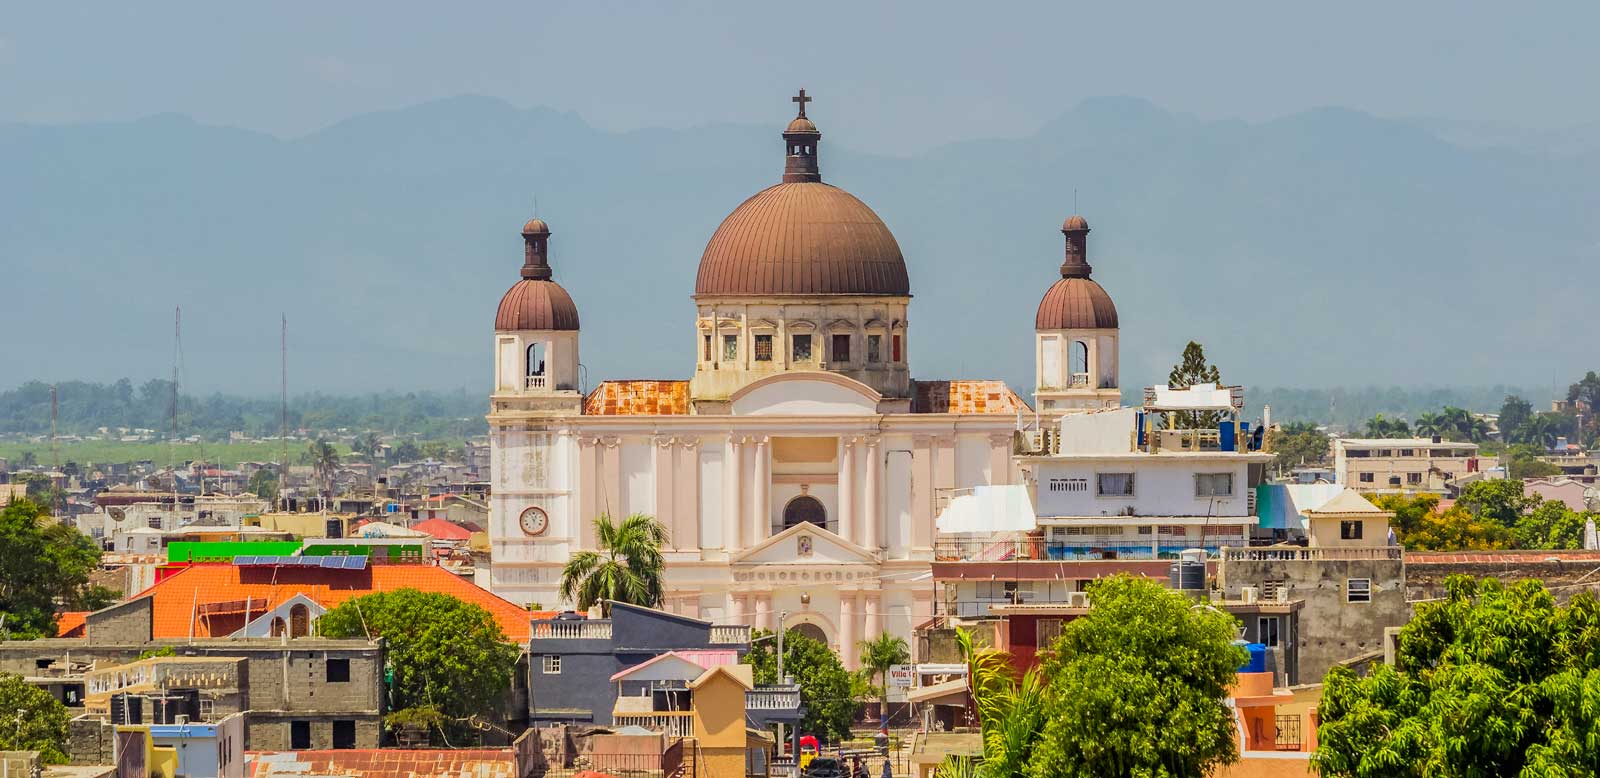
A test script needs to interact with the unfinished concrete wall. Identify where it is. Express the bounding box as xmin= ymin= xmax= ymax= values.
xmin=84 ymin=598 xmax=152 ymax=644
xmin=1219 ymin=557 xmax=1406 ymax=684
